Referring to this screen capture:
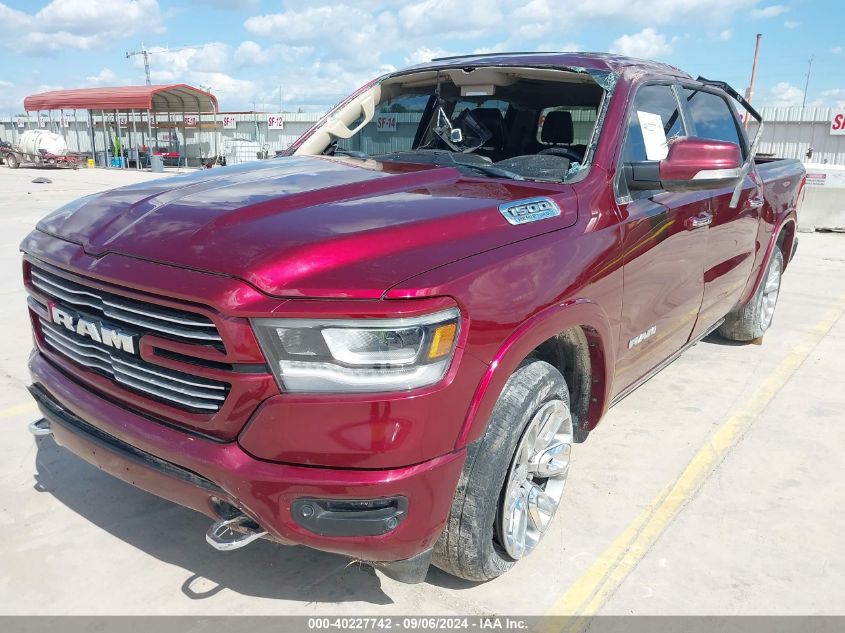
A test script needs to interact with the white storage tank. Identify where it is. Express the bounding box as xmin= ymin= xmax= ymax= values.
xmin=18 ymin=129 xmax=68 ymax=157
